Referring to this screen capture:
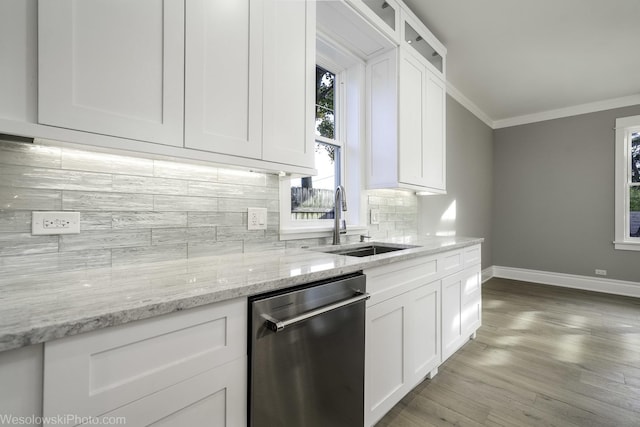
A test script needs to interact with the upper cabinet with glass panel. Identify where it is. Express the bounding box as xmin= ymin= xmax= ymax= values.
xmin=400 ymin=8 xmax=446 ymax=77
xmin=346 ymin=0 xmax=401 ymax=42
xmin=317 ymin=0 xmax=396 ymax=60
